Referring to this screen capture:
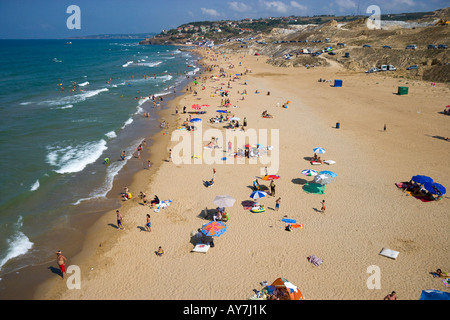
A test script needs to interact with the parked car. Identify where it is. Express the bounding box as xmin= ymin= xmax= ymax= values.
xmin=365 ymin=67 xmax=380 ymax=73
xmin=405 ymin=44 xmax=417 ymax=49
xmin=438 ymin=44 xmax=448 ymax=49
xmin=380 ymin=64 xmax=397 ymax=71
xmin=428 ymin=44 xmax=437 ymax=49
xmin=382 ymin=45 xmax=392 ymax=49
xmin=363 ymin=44 xmax=372 ymax=48
xmin=406 ymin=65 xmax=418 ymax=70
